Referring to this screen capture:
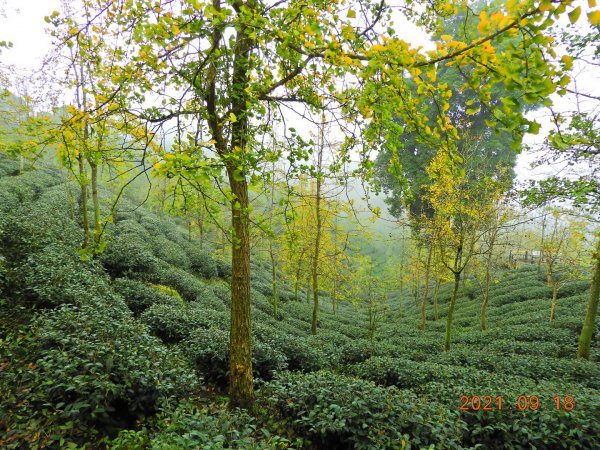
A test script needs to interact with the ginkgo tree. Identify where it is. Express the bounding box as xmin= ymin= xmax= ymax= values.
xmin=541 ymin=210 xmax=589 ymax=321
xmin=54 ymin=0 xmax=587 ymax=406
